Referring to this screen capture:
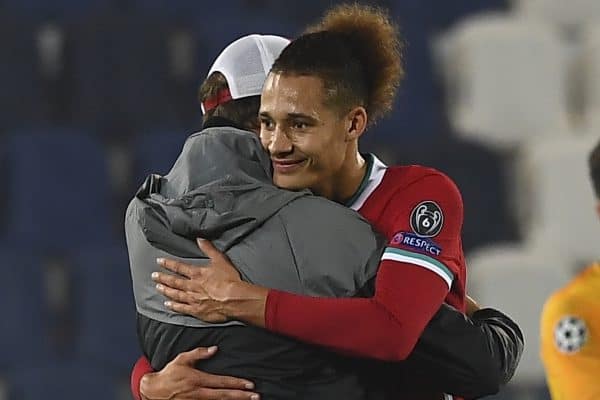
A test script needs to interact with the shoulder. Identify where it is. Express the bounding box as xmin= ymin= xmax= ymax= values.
xmin=542 ymin=274 xmax=590 ymax=320
xmin=381 ymin=165 xmax=463 ymax=225
xmin=541 ymin=276 xmax=597 ymax=348
xmin=541 ymin=275 xmax=595 ymax=354
xmin=384 ymin=165 xmax=462 ymax=201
